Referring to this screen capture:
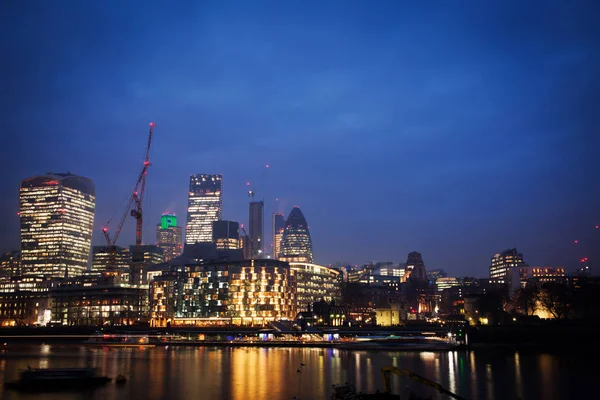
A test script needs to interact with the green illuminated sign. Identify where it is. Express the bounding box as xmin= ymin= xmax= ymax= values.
xmin=161 ymin=214 xmax=177 ymax=229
